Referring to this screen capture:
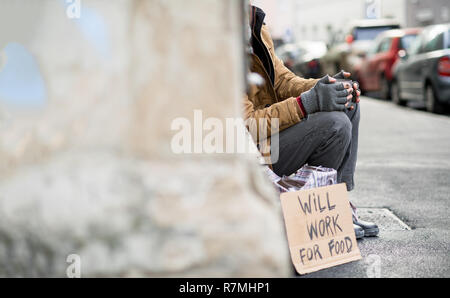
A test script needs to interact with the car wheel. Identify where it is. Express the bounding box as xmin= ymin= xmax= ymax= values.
xmin=380 ymin=75 xmax=391 ymax=100
xmin=425 ymin=84 xmax=445 ymax=114
xmin=391 ymin=80 xmax=406 ymax=106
